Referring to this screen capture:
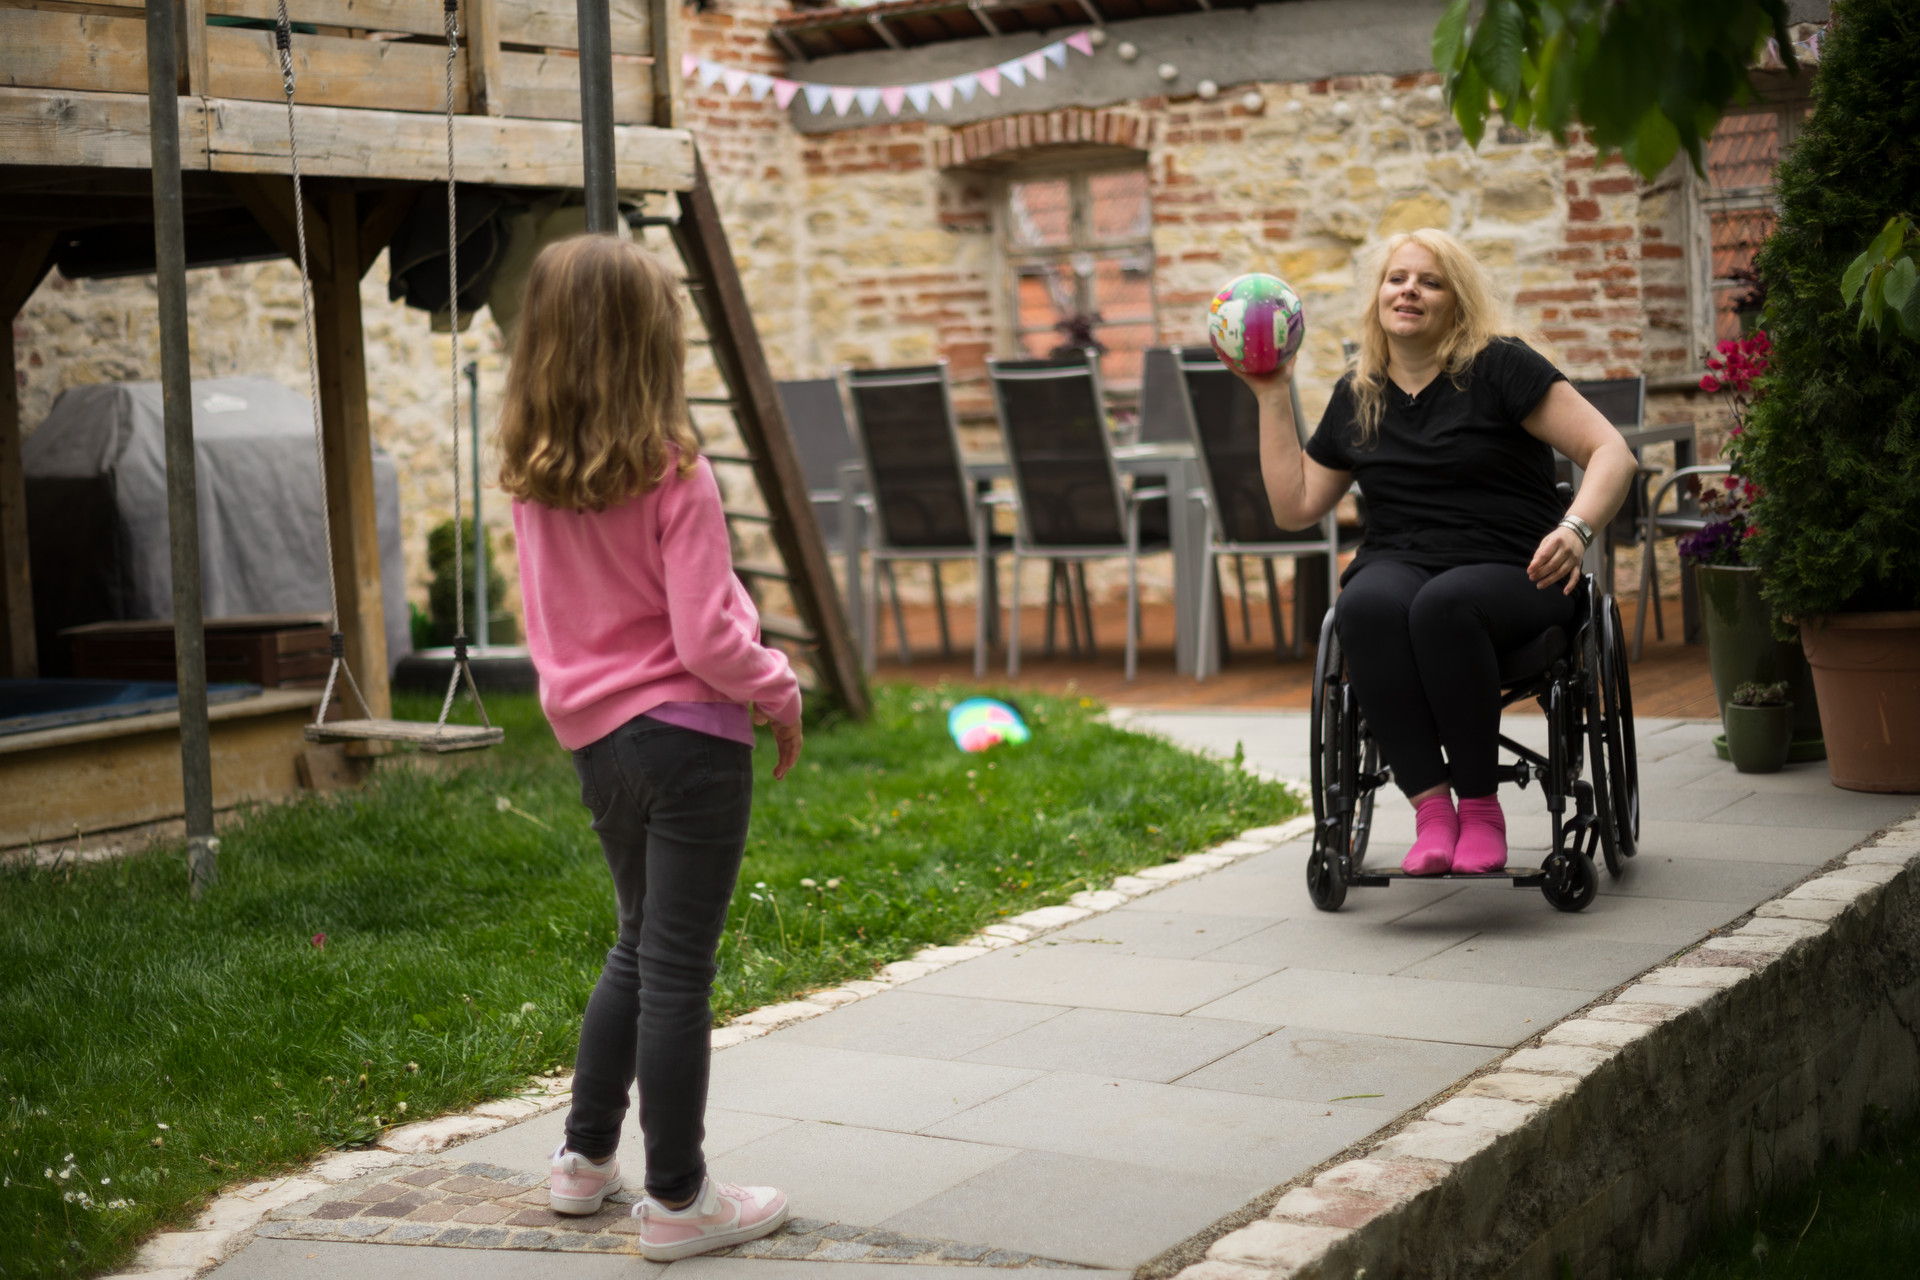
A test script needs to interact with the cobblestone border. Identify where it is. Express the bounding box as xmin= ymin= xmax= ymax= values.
xmin=1174 ymin=815 xmax=1920 ymax=1280
xmin=103 ymin=815 xmax=1315 ymax=1280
